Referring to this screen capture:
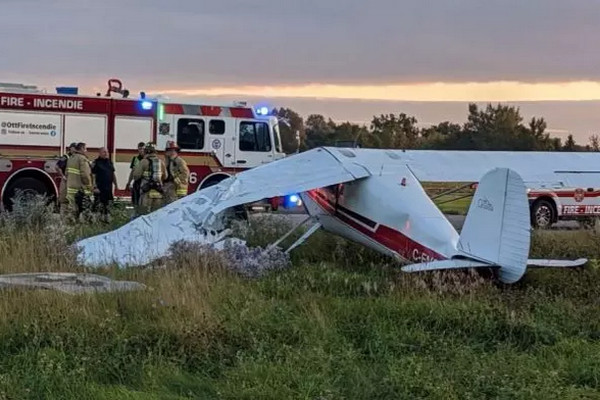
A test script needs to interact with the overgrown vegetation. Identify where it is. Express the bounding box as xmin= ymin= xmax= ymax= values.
xmin=0 ymin=199 xmax=599 ymax=399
